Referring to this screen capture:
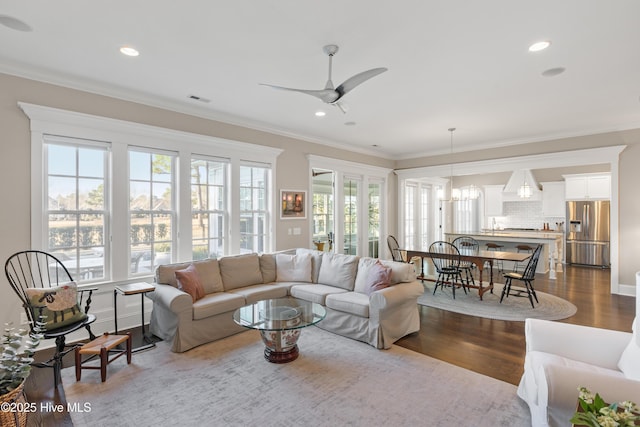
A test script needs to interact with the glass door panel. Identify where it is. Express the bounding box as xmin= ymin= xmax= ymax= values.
xmin=344 ymin=178 xmax=359 ymax=255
